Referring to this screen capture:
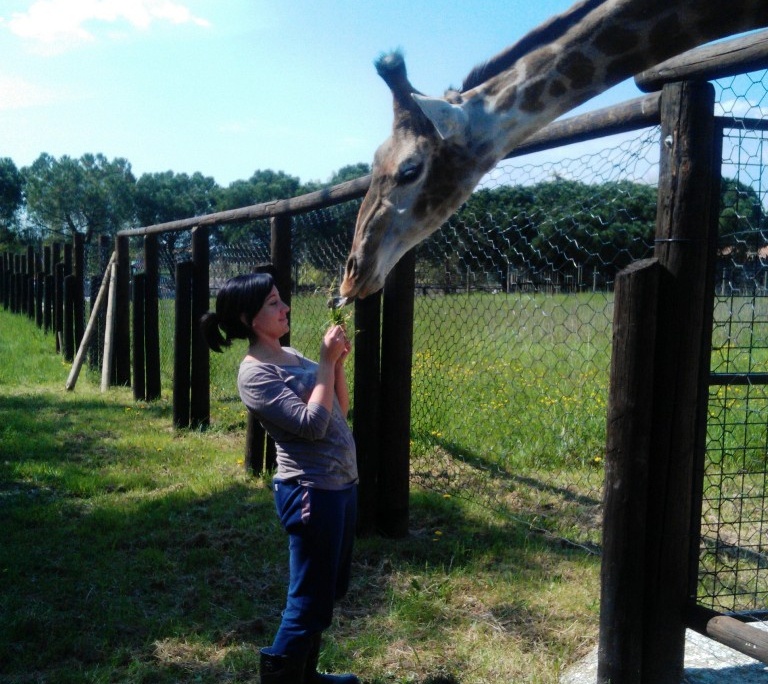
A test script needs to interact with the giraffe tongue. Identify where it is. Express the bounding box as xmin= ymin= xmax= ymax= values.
xmin=329 ymin=296 xmax=349 ymax=309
